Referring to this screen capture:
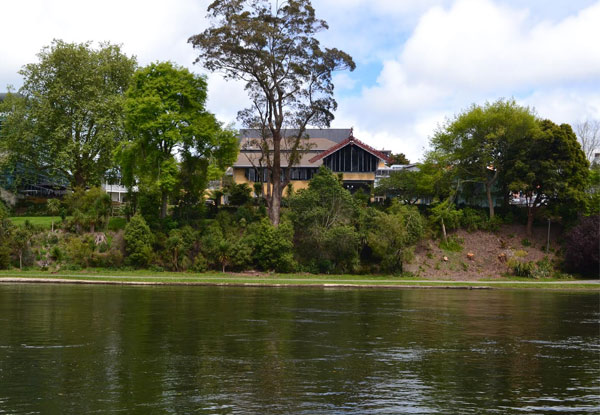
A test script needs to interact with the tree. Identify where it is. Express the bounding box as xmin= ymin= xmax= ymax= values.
xmin=430 ymin=99 xmax=538 ymax=218
xmin=289 ymin=166 xmax=359 ymax=272
xmin=376 ymin=162 xmax=449 ymax=205
xmin=563 ymin=215 xmax=599 ymax=276
xmin=46 ymin=198 xmax=61 ymax=232
xmin=124 ymin=214 xmax=154 ymax=267
xmin=389 ymin=153 xmax=410 ymax=165
xmin=117 ymin=61 xmax=237 ymax=219
xmin=504 ymin=120 xmax=589 ymax=235
xmin=574 ymin=120 xmax=600 ymax=163
xmin=366 ymin=206 xmax=424 ymax=274
xmin=189 ymin=0 xmax=355 ymax=225
xmin=64 ymin=187 xmax=112 ymax=233
xmin=0 ymin=40 xmax=136 ymax=188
